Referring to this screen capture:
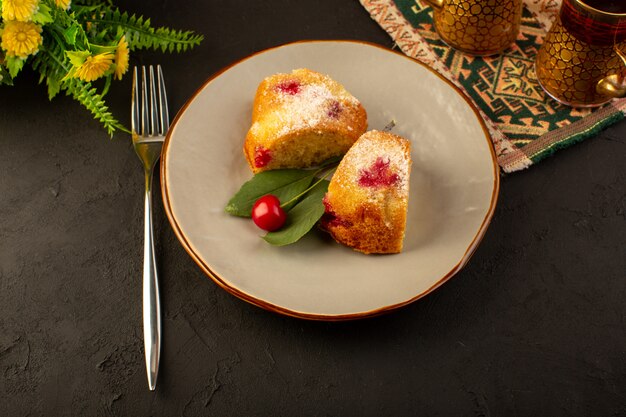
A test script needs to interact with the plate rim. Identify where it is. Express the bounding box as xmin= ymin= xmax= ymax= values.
xmin=160 ymin=39 xmax=501 ymax=321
